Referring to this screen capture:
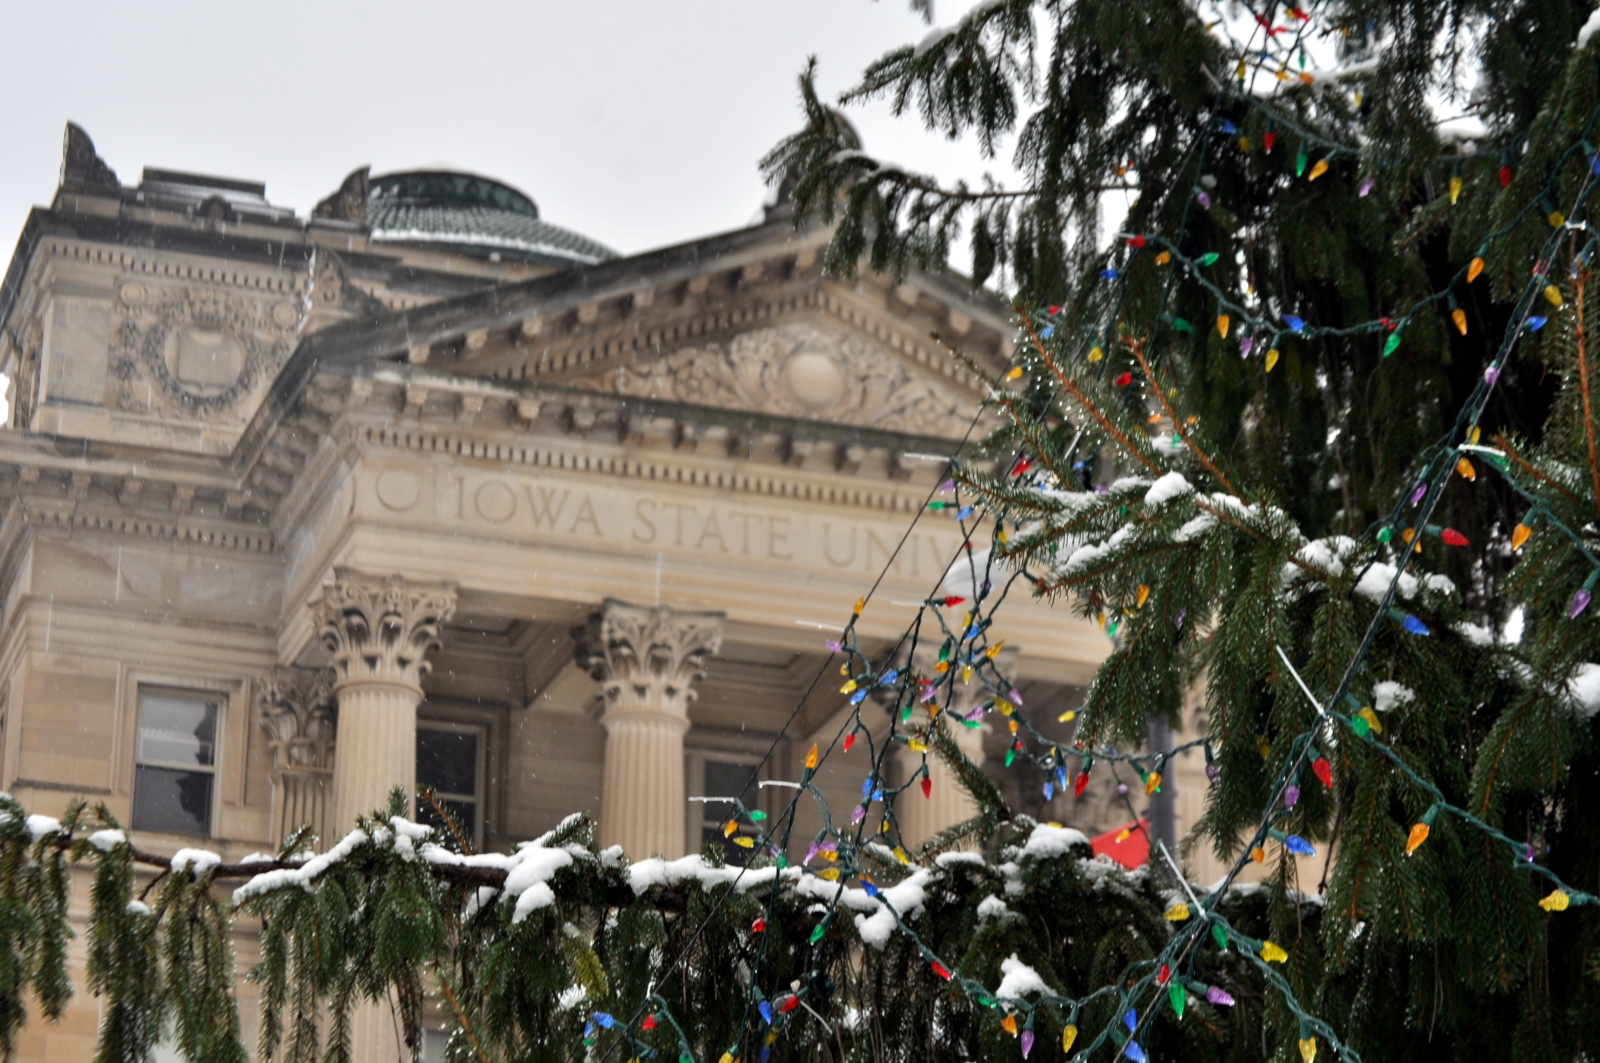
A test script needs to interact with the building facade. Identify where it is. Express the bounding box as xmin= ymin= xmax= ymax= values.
xmin=0 ymin=126 xmax=1218 ymax=1062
